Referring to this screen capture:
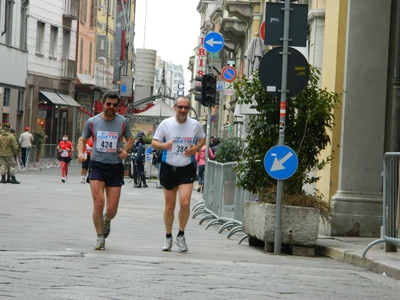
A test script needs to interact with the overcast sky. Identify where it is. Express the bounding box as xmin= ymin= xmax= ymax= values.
xmin=134 ymin=0 xmax=201 ymax=92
